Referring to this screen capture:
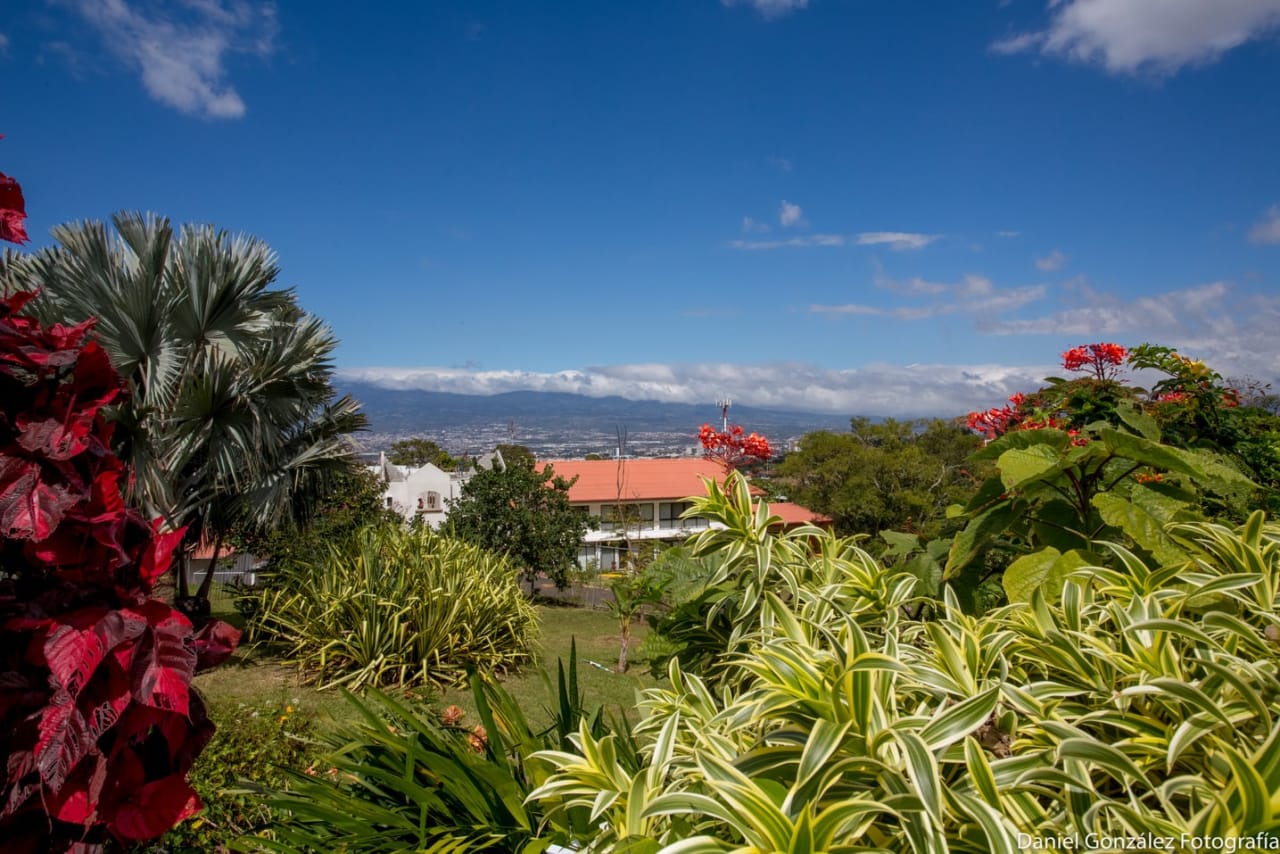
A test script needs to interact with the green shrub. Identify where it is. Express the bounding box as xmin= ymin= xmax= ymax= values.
xmin=152 ymin=700 xmax=319 ymax=853
xmin=528 ymin=485 xmax=1280 ymax=851
xmin=249 ymin=522 xmax=538 ymax=690
xmin=253 ymin=645 xmax=629 ymax=852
